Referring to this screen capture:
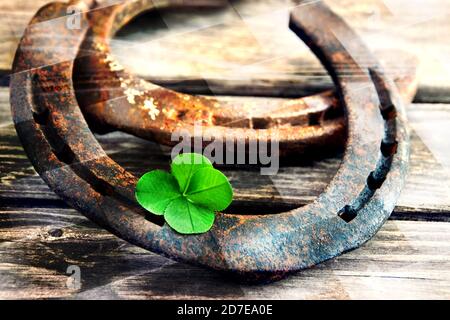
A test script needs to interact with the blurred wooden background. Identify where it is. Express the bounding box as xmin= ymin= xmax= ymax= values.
xmin=0 ymin=0 xmax=449 ymax=299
